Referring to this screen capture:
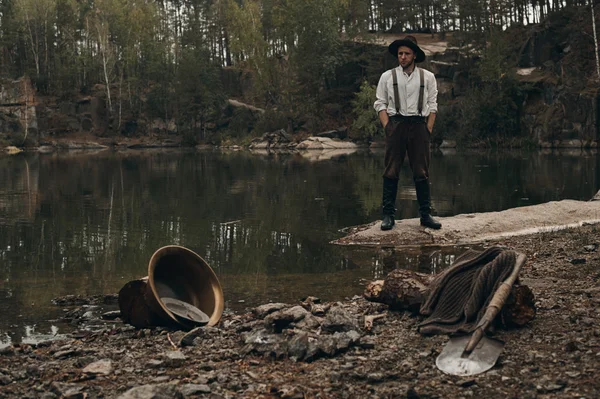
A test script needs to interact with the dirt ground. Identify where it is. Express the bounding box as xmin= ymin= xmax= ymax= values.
xmin=0 ymin=224 xmax=599 ymax=399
